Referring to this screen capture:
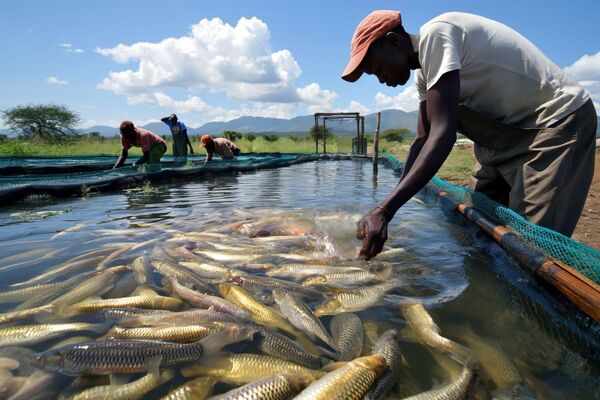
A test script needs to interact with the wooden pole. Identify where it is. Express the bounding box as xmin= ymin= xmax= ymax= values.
xmin=373 ymin=112 xmax=381 ymax=174
xmin=360 ymin=117 xmax=365 ymax=154
xmin=314 ymin=115 xmax=319 ymax=154
xmin=323 ymin=118 xmax=327 ymax=154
